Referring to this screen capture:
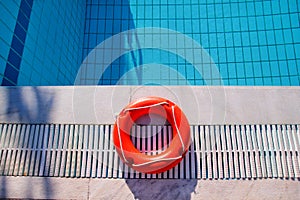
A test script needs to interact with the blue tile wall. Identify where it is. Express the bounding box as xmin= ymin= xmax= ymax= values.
xmin=0 ymin=0 xmax=86 ymax=85
xmin=2 ymin=0 xmax=33 ymax=86
xmin=0 ymin=0 xmax=21 ymax=84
